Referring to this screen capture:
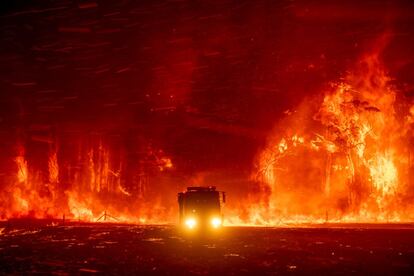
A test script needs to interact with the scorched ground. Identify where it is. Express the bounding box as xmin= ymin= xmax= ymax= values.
xmin=1 ymin=222 xmax=414 ymax=275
